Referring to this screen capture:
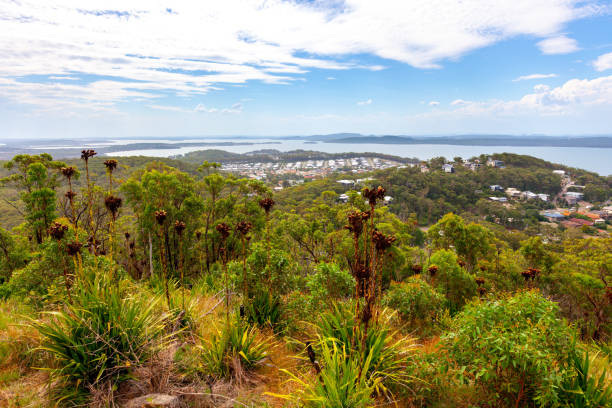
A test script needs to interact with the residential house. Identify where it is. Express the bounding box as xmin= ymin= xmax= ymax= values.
xmin=537 ymin=194 xmax=550 ymax=202
xmin=506 ymin=188 xmax=522 ymax=199
xmin=487 ymin=158 xmax=505 ymax=168
xmin=543 ymin=212 xmax=565 ymax=222
xmin=490 ymin=185 xmax=504 ymax=192
xmin=523 ymin=191 xmax=538 ymax=200
xmin=442 ymin=164 xmax=455 ymax=173
xmin=565 ymin=191 xmax=584 ymax=205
